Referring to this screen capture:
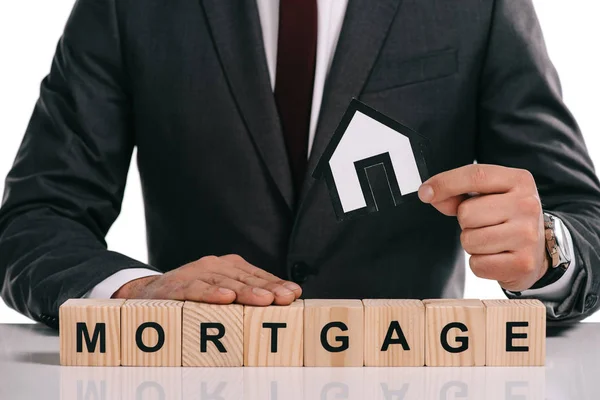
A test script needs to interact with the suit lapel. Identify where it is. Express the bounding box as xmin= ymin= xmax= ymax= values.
xmin=299 ymin=0 xmax=403 ymax=206
xmin=202 ymin=0 xmax=294 ymax=209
